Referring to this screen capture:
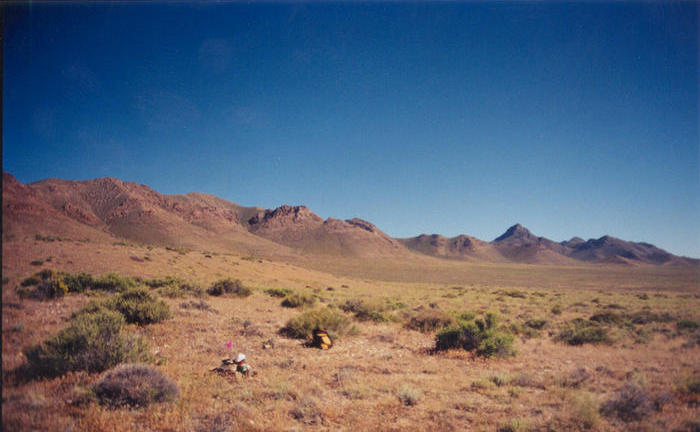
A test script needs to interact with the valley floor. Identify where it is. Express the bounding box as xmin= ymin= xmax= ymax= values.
xmin=2 ymin=238 xmax=699 ymax=431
